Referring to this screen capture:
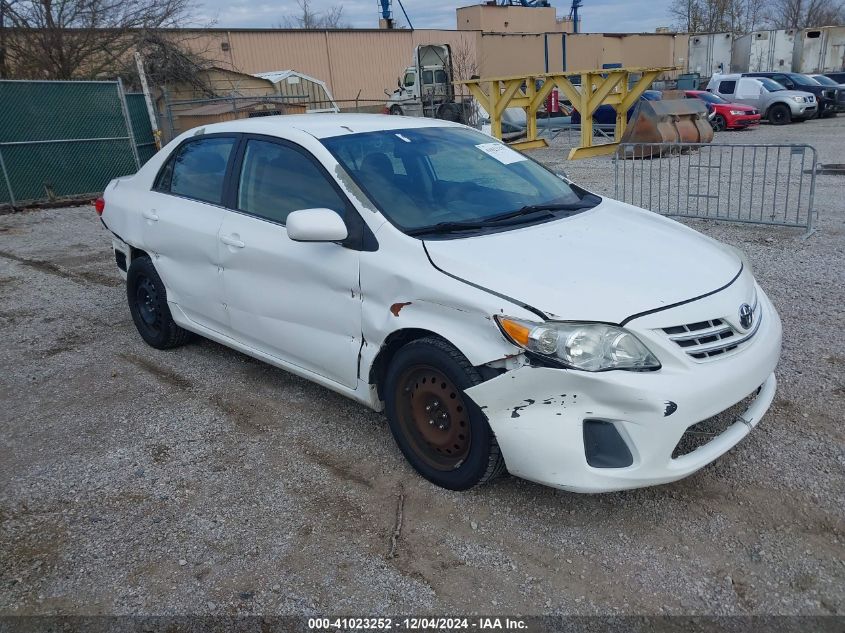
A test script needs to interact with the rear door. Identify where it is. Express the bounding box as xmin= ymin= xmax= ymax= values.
xmin=217 ymin=136 xmax=362 ymax=388
xmin=145 ymin=135 xmax=237 ymax=333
